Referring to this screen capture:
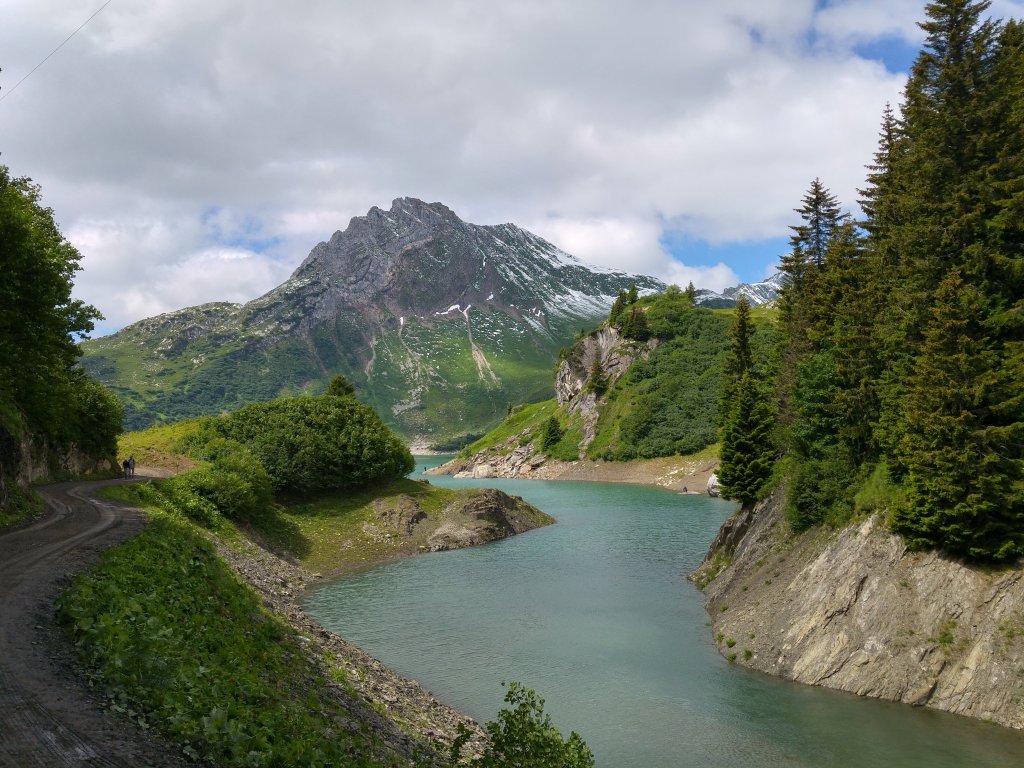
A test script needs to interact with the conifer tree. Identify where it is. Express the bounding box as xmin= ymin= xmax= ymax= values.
xmin=891 ymin=271 xmax=1024 ymax=560
xmin=768 ymin=1 xmax=1023 ymax=558
xmin=720 ymin=296 xmax=753 ymax=403
xmin=587 ymin=354 xmax=607 ymax=397
xmin=608 ymin=291 xmax=627 ymax=325
xmin=540 ymin=416 xmax=563 ymax=451
xmin=787 ymin=178 xmax=846 ymax=270
xmin=717 ymin=298 xmax=775 ymax=507
xmin=326 ymin=374 xmax=356 ymax=398
xmin=718 ymin=372 xmax=775 ymax=507
xmin=776 ymin=179 xmax=848 ymax=438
